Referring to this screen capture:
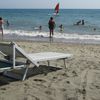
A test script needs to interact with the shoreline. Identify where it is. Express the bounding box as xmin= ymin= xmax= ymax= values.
xmin=3 ymin=29 xmax=100 ymax=45
xmin=2 ymin=35 xmax=100 ymax=45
